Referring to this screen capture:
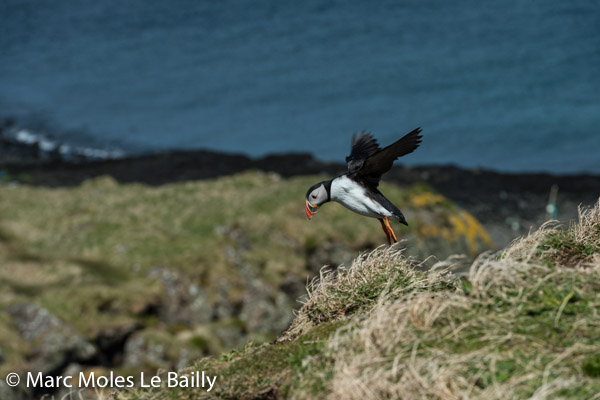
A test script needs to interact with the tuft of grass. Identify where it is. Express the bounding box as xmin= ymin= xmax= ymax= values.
xmin=537 ymin=230 xmax=600 ymax=266
xmin=505 ymin=199 xmax=600 ymax=268
xmin=279 ymin=247 xmax=458 ymax=341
